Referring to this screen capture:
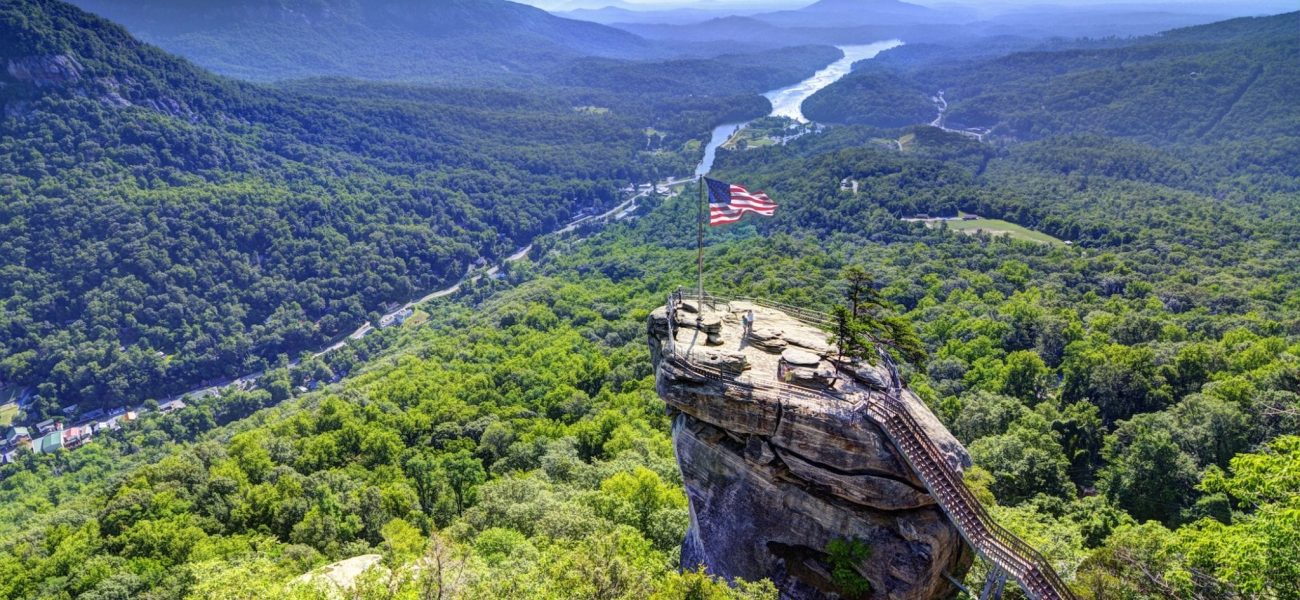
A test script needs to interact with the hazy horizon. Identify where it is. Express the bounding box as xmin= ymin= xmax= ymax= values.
xmin=524 ymin=0 xmax=1297 ymax=16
